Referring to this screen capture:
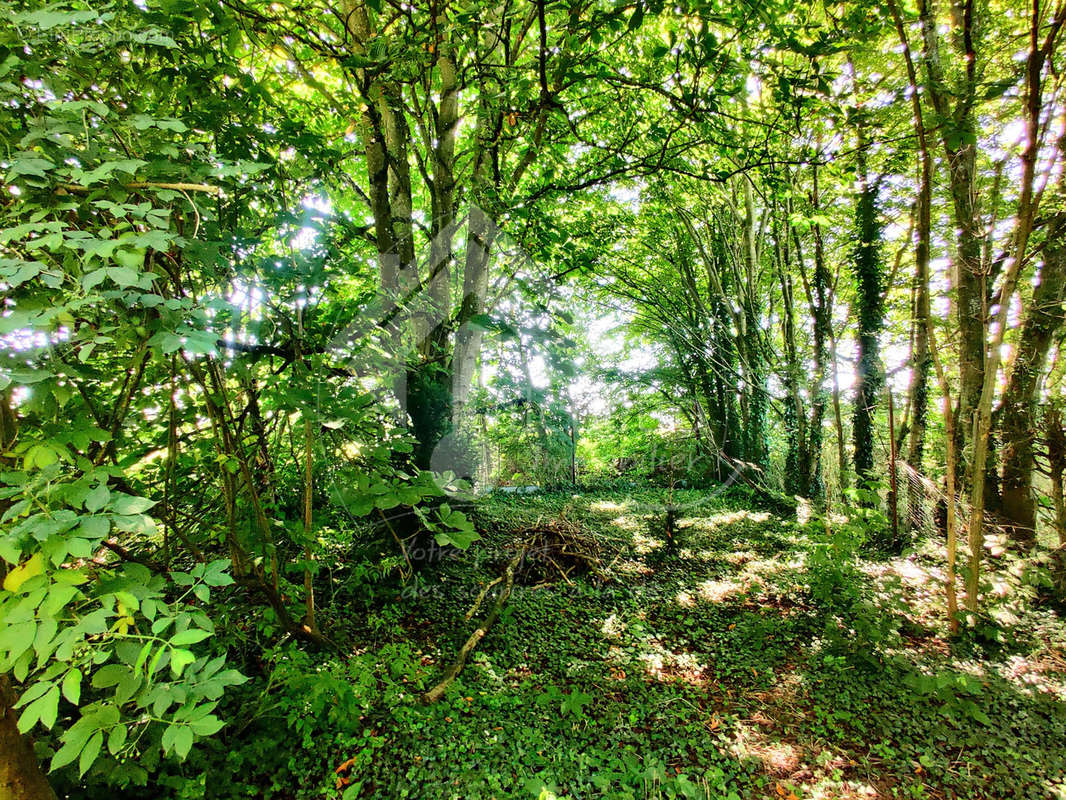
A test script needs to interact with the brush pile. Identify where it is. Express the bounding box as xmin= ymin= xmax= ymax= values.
xmin=510 ymin=518 xmax=612 ymax=586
